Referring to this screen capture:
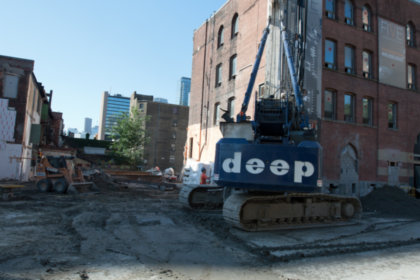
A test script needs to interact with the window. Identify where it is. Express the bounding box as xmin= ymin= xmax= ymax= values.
xmin=362 ymin=5 xmax=372 ymax=32
xmin=344 ymin=0 xmax=354 ymax=25
xmin=324 ymin=89 xmax=337 ymax=120
xmin=344 ymin=45 xmax=355 ymax=74
xmin=169 ymin=155 xmax=175 ymax=163
xmin=37 ymin=95 xmax=42 ymax=114
xmin=362 ymin=97 xmax=373 ymax=125
xmin=344 ymin=94 xmax=355 ymax=122
xmin=408 ymin=64 xmax=416 ymax=90
xmin=325 ymin=39 xmax=336 ymax=69
xmin=325 ymin=0 xmax=336 ymax=19
xmin=362 ymin=51 xmax=372 ymax=79
xmin=258 ymin=83 xmax=265 ymax=98
xmin=231 ymin=13 xmax=239 ymax=38
xmin=214 ymin=103 xmax=221 ymax=125
xmin=3 ymin=74 xmax=19 ymax=99
xmin=407 ymin=22 xmax=416 ymax=47
xmin=218 ymin=26 xmax=224 ymax=48
xmin=215 ymin=64 xmax=222 ymax=87
xmin=228 ymin=97 xmax=235 ymax=119
xmin=229 ymin=54 xmax=237 ymax=80
xmin=32 ymin=88 xmax=37 ymax=113
xmin=388 ymin=103 xmax=397 ymax=129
